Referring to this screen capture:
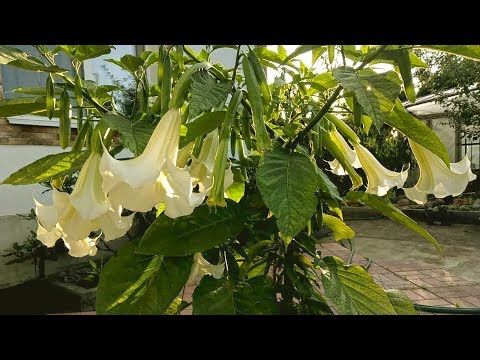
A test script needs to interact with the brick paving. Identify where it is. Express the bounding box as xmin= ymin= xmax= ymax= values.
xmin=179 ymin=242 xmax=480 ymax=315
